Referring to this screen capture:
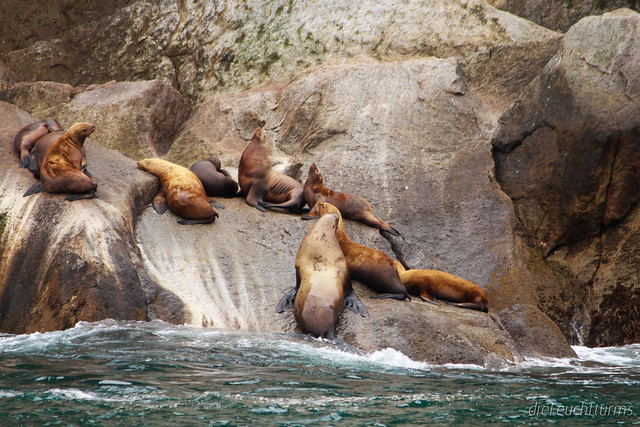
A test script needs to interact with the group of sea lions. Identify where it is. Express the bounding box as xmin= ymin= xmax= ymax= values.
xmin=13 ymin=121 xmax=488 ymax=339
